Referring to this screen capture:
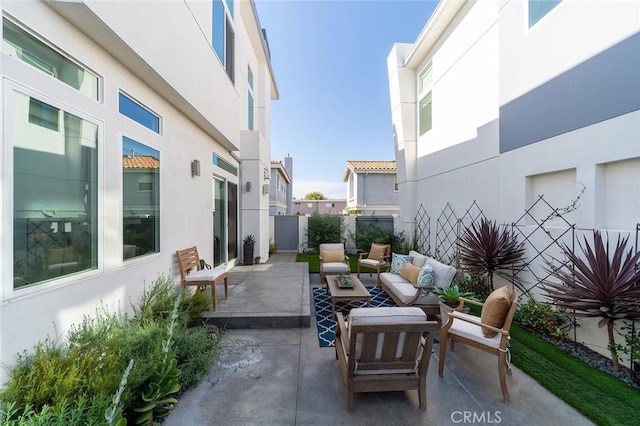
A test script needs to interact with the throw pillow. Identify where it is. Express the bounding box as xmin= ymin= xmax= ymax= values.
xmin=480 ymin=286 xmax=512 ymax=338
xmin=321 ymin=250 xmax=344 ymax=263
xmin=390 ymin=253 xmax=413 ymax=274
xmin=400 ymin=262 xmax=421 ymax=285
xmin=416 ymin=263 xmax=435 ymax=288
xmin=368 ymin=244 xmax=387 ymax=261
